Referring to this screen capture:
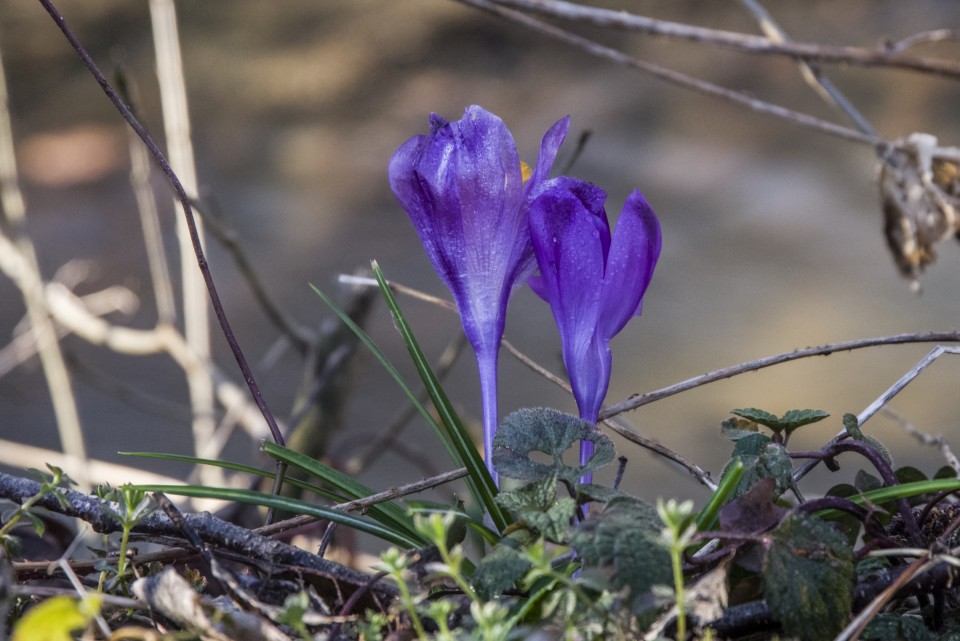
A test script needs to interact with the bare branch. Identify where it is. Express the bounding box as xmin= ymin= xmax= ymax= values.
xmin=457 ymin=0 xmax=883 ymax=147
xmin=601 ymin=332 xmax=960 ymax=419
xmin=484 ymin=0 xmax=960 ymax=79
